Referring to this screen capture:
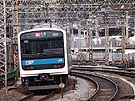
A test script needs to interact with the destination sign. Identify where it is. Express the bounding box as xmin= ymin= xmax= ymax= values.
xmin=21 ymin=30 xmax=63 ymax=40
